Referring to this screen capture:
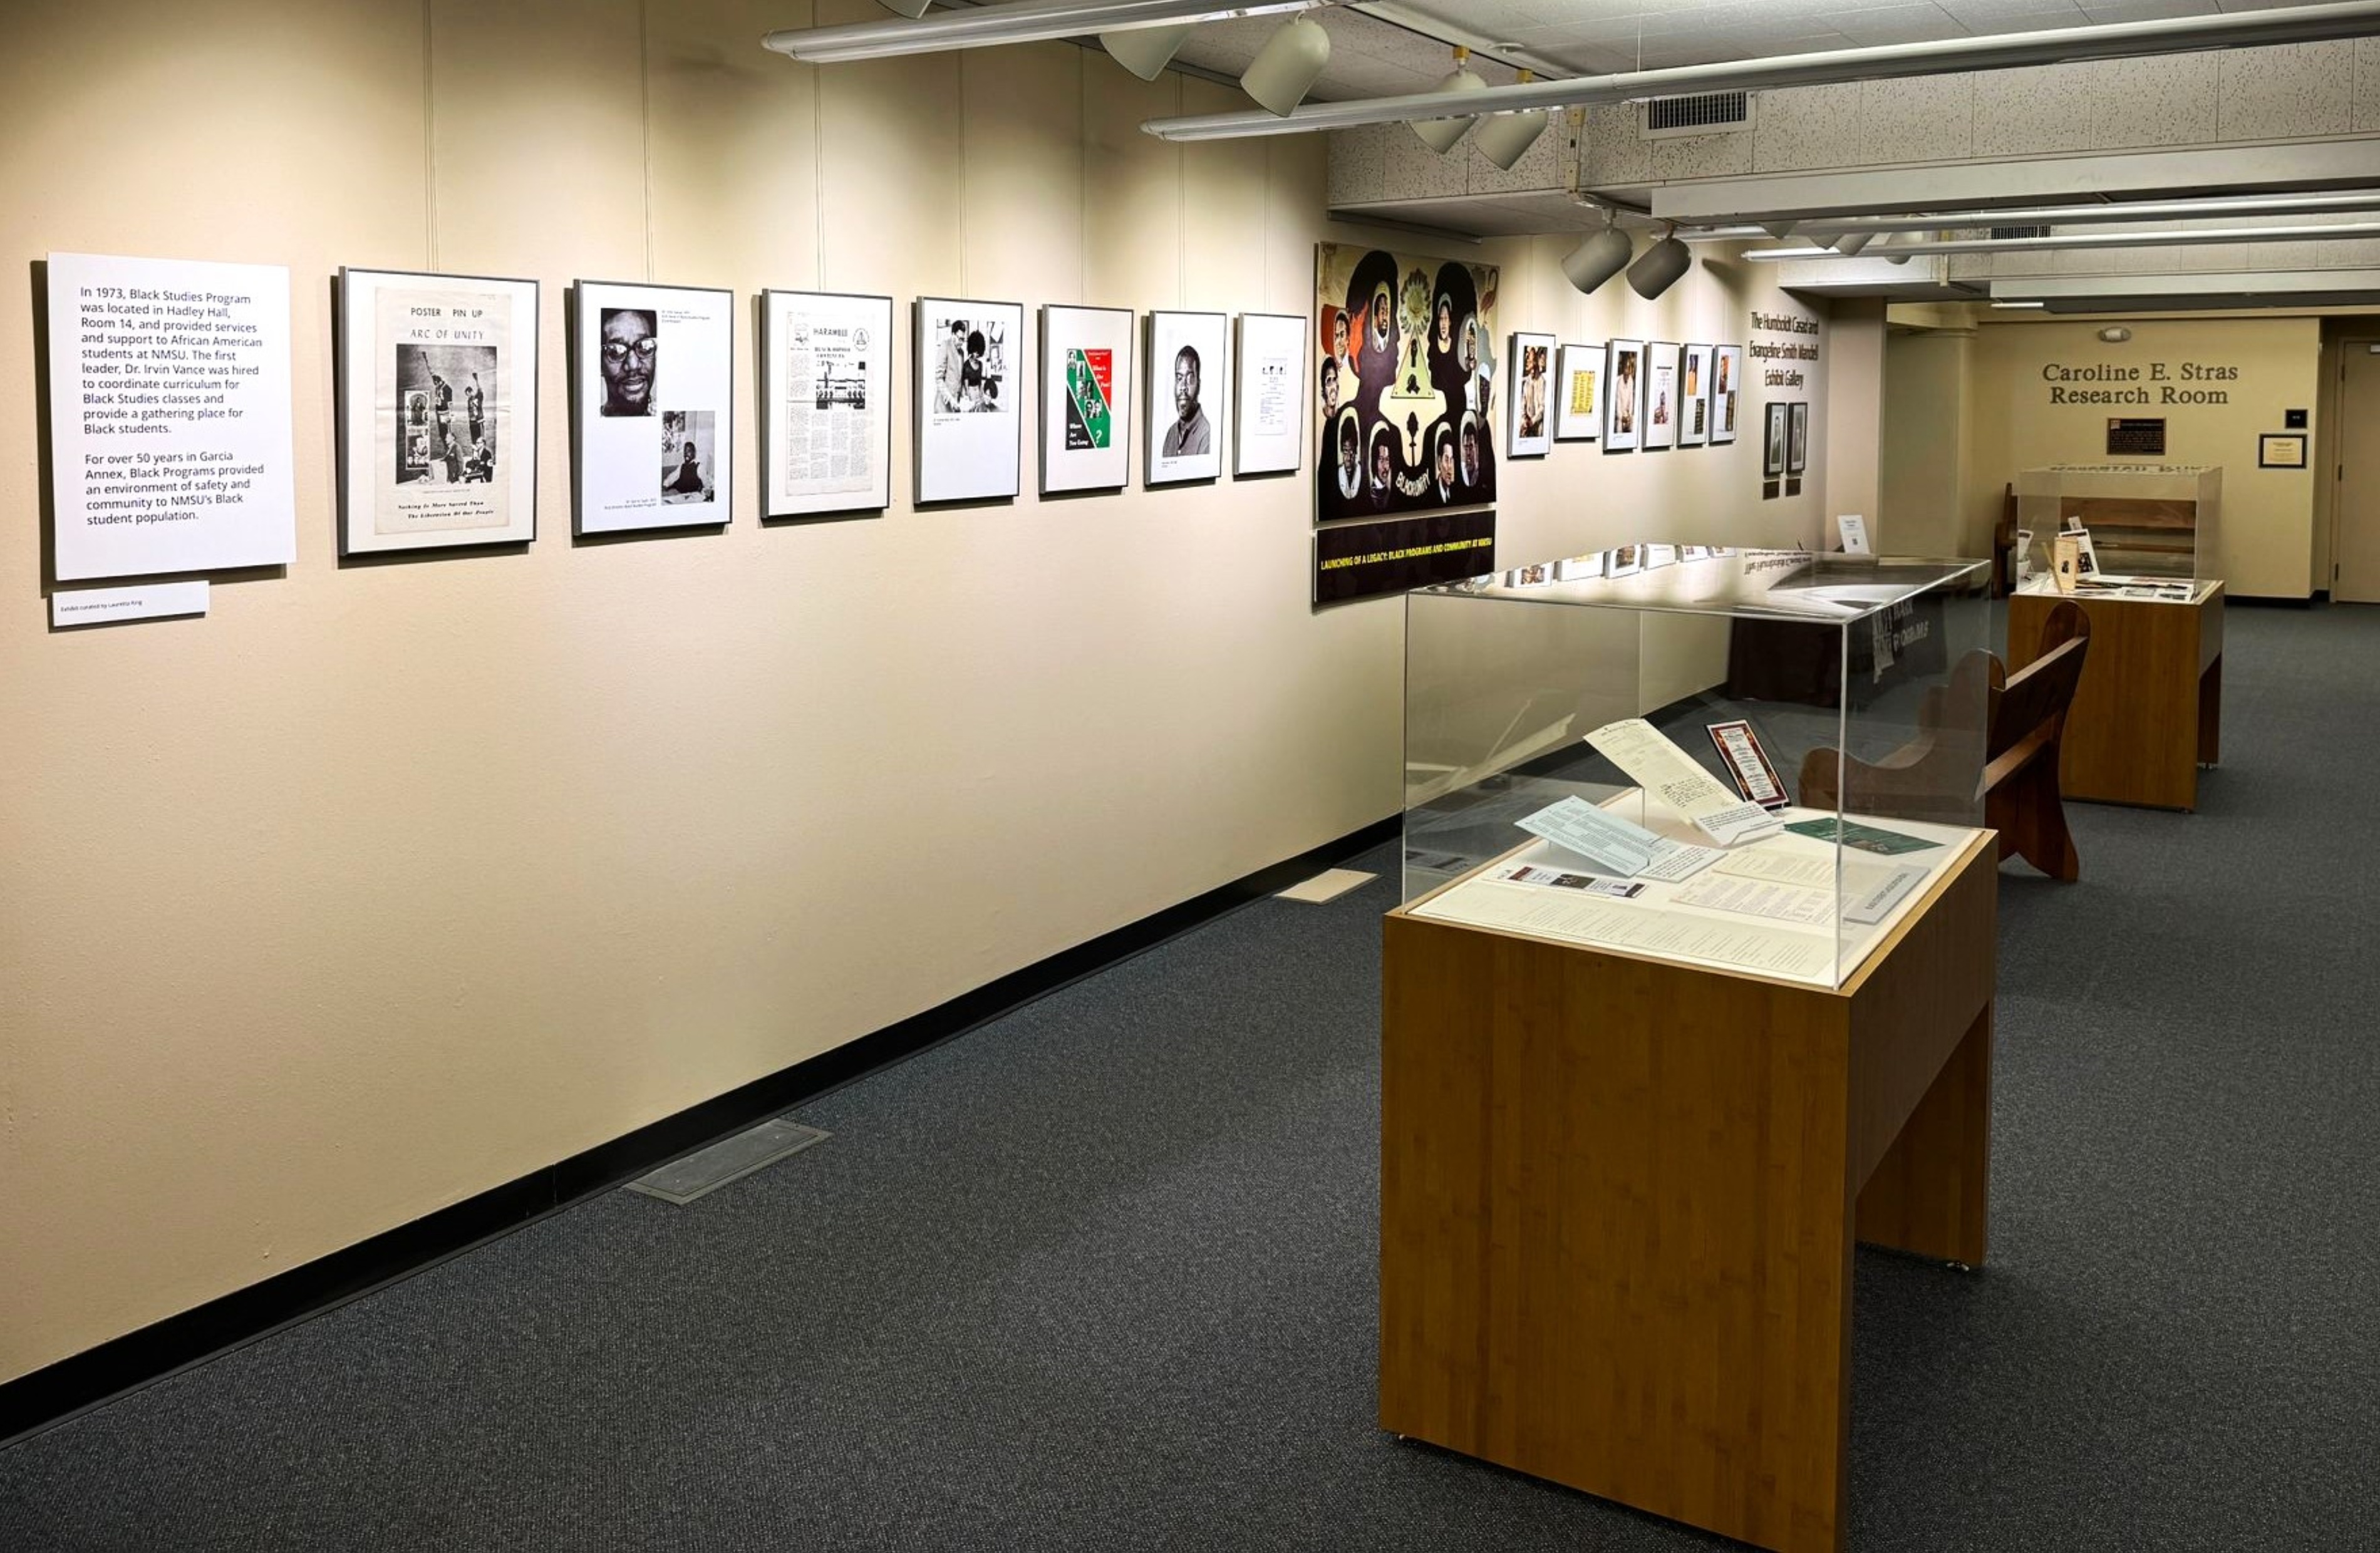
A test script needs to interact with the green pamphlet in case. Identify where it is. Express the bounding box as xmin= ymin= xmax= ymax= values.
xmin=1783 ymin=817 xmax=1942 ymax=855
